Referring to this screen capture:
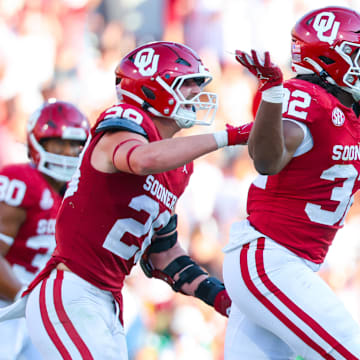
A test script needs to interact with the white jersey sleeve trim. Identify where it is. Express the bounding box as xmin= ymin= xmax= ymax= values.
xmin=283 ymin=118 xmax=314 ymax=157
xmin=0 ymin=233 xmax=14 ymax=246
